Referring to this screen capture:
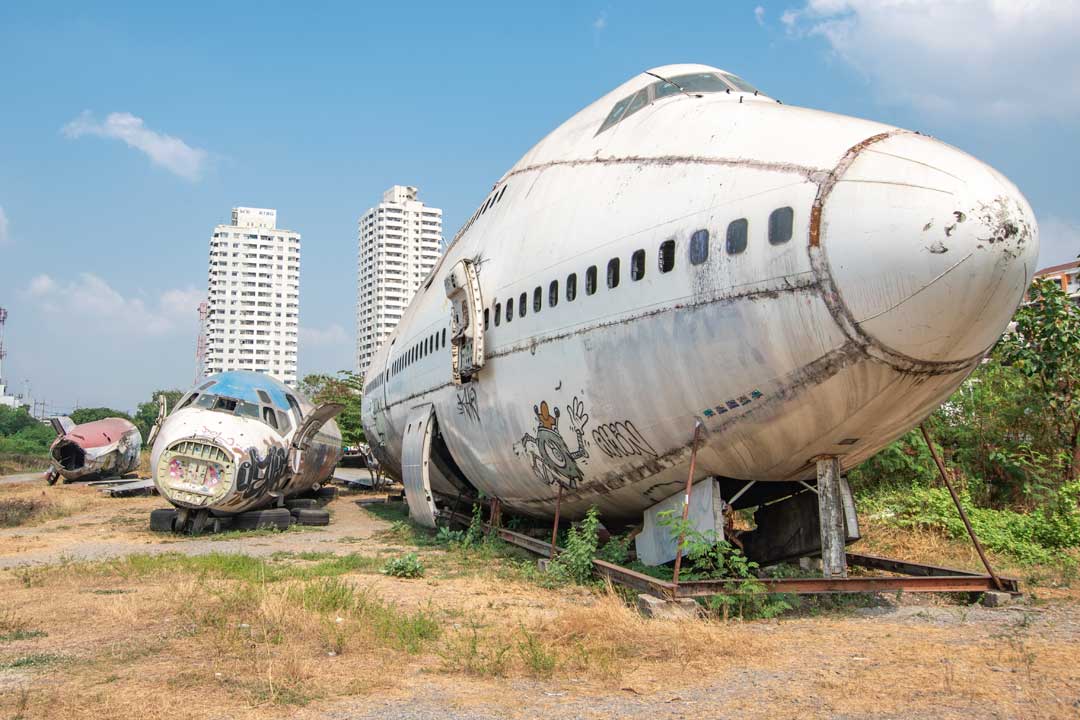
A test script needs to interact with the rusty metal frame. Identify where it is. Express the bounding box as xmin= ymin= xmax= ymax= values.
xmin=444 ymin=510 xmax=1018 ymax=598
